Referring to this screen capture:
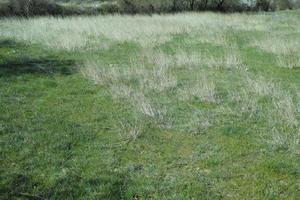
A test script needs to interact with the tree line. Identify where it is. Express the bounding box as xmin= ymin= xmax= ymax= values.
xmin=0 ymin=0 xmax=299 ymax=17
xmin=120 ymin=0 xmax=300 ymax=13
